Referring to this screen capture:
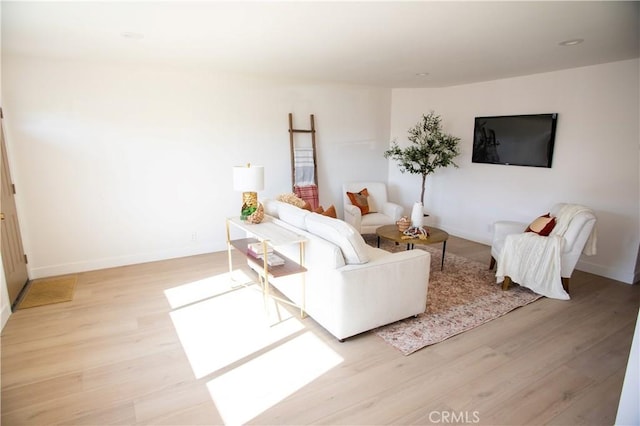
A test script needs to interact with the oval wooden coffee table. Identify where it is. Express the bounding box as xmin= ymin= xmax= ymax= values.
xmin=375 ymin=224 xmax=449 ymax=270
